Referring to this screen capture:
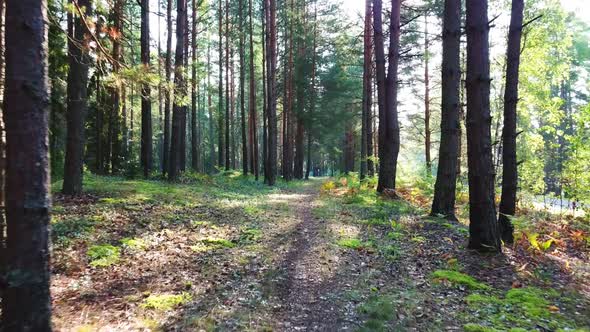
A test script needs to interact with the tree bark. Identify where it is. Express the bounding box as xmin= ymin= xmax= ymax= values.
xmin=248 ymin=0 xmax=258 ymax=179
xmin=224 ymin=0 xmax=230 ymax=170
xmin=360 ymin=0 xmax=372 ymax=180
xmin=218 ymin=0 xmax=224 ymax=168
xmin=163 ymin=0 xmax=172 ymax=176
xmin=424 ymin=14 xmax=431 ymax=175
xmin=266 ymin=0 xmax=277 ymax=185
xmin=140 ymin=0 xmax=152 ymax=178
xmin=465 ymin=0 xmax=500 ymax=252
xmin=168 ymin=0 xmax=187 ymax=180
xmin=63 ymin=0 xmax=92 ymax=195
xmin=431 ymin=0 xmax=461 ymax=220
xmin=305 ymin=1 xmax=317 ymax=180
xmin=2 ymin=0 xmax=52 ymax=326
xmin=374 ymin=0 xmax=400 ymax=193
xmin=498 ymin=0 xmax=524 ymax=244
xmin=191 ymin=0 xmax=199 ymax=171
xmin=110 ymin=0 xmax=123 ymax=174
xmin=239 ymin=0 xmax=248 ymax=175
